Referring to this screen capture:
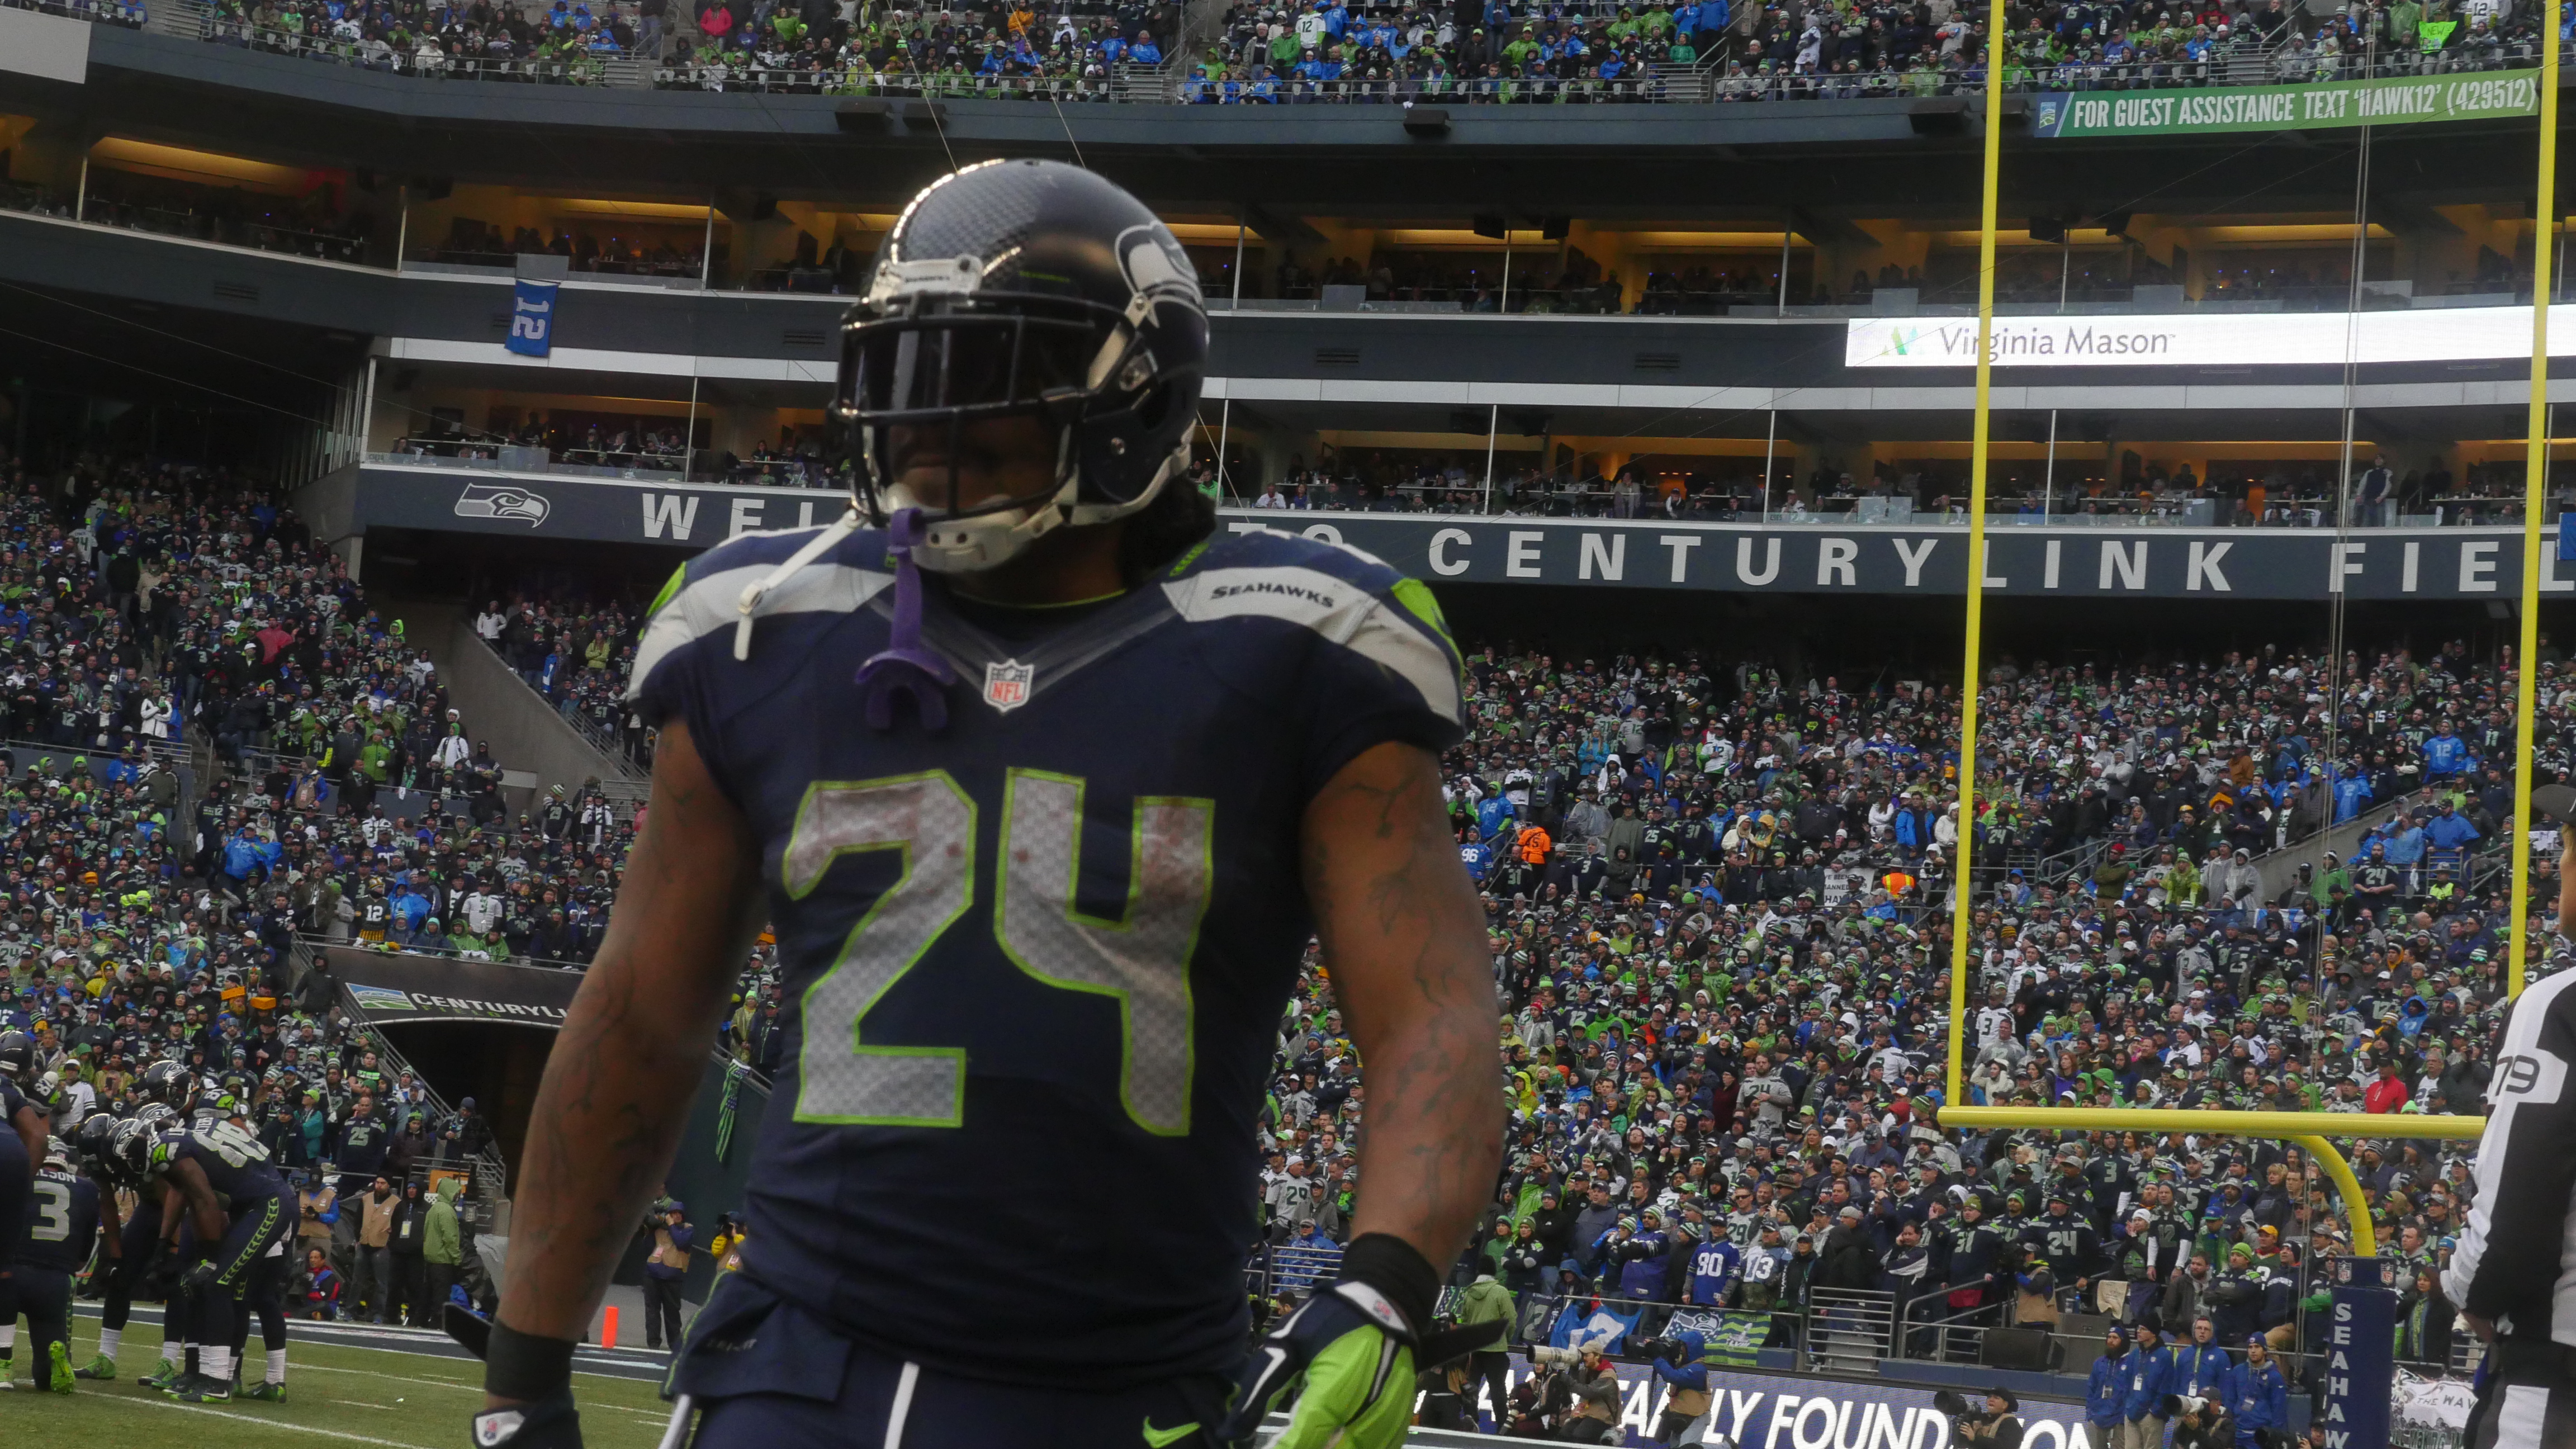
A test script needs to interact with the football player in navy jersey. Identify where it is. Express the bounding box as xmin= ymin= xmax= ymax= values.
xmin=125 ymin=1105 xmax=293 ymax=1403
xmin=67 ymin=1112 xmax=132 ymax=1381
xmin=6 ymin=1137 xmax=96 ymax=1393
xmin=477 ymin=160 xmax=1505 ymax=1449
xmin=0 ymin=1057 xmax=49 ymax=1383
